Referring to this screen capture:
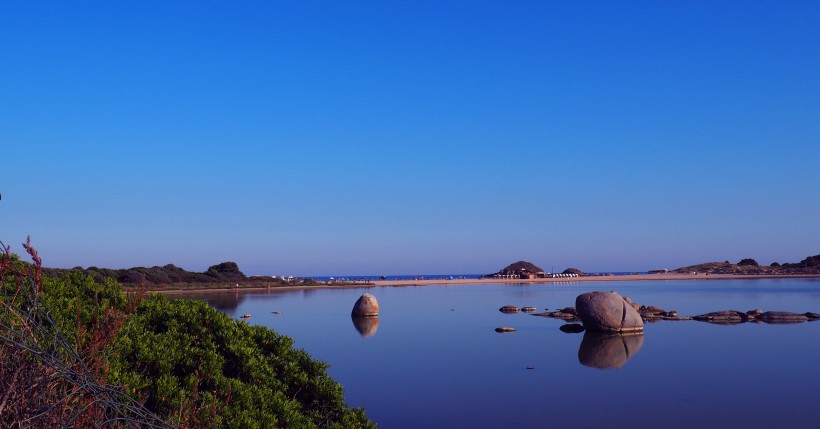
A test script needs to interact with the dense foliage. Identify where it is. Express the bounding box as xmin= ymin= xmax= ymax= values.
xmin=109 ymin=296 xmax=376 ymax=428
xmin=41 ymin=261 xmax=326 ymax=288
xmin=42 ymin=262 xmax=247 ymax=286
xmin=3 ymin=243 xmax=375 ymax=428
xmin=1 ymin=245 xmax=165 ymax=428
xmin=737 ymin=258 xmax=759 ymax=266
